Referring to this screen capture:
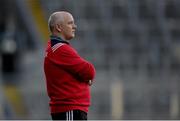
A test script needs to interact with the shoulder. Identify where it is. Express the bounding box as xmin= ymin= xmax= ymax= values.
xmin=53 ymin=44 xmax=78 ymax=56
xmin=52 ymin=43 xmax=66 ymax=52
